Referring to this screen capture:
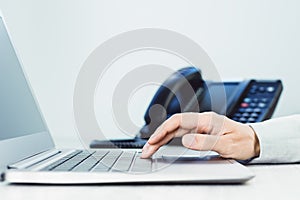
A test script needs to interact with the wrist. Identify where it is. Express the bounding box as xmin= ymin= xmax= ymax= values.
xmin=249 ymin=125 xmax=261 ymax=157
